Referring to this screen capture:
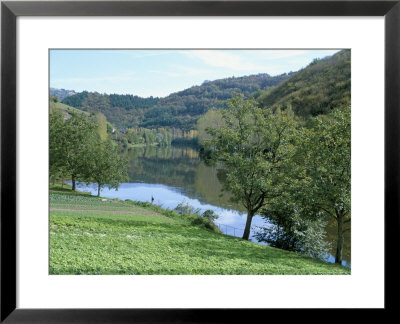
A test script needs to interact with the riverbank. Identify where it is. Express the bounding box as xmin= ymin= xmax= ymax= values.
xmin=49 ymin=187 xmax=350 ymax=275
xmin=127 ymin=142 xmax=159 ymax=148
